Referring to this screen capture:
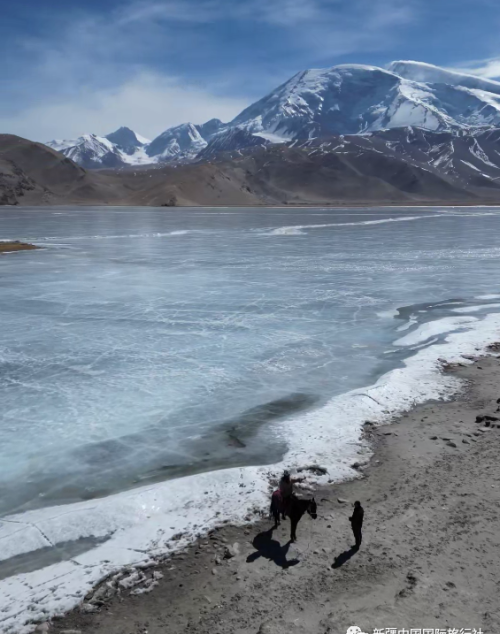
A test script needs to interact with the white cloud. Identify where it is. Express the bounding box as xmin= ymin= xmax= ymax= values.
xmin=236 ymin=0 xmax=327 ymax=27
xmin=117 ymin=0 xmax=415 ymax=31
xmin=0 ymin=0 xmax=417 ymax=142
xmin=454 ymin=58 xmax=500 ymax=80
xmin=0 ymin=72 xmax=248 ymax=142
xmin=239 ymin=0 xmax=418 ymax=59
xmin=115 ymin=0 xmax=215 ymax=25
xmin=115 ymin=0 xmax=328 ymax=27
xmin=0 ymin=2 xmax=250 ymax=142
xmin=114 ymin=0 xmax=417 ymax=55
